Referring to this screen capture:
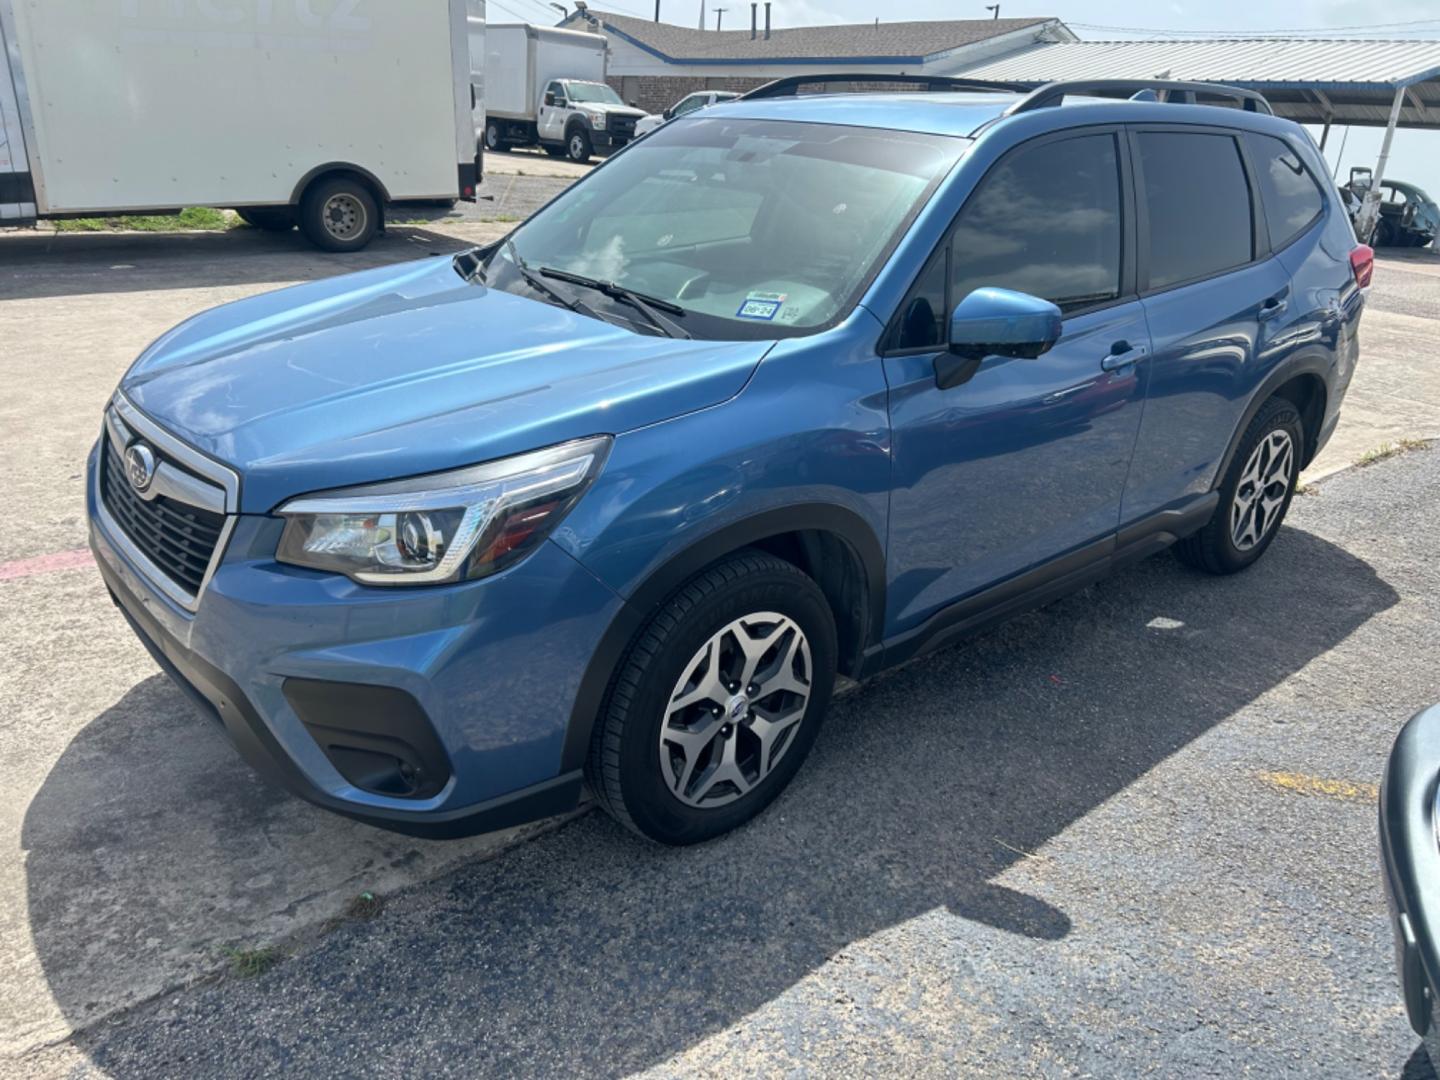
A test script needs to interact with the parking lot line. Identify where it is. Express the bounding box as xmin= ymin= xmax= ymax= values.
xmin=0 ymin=549 xmax=93 ymax=581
